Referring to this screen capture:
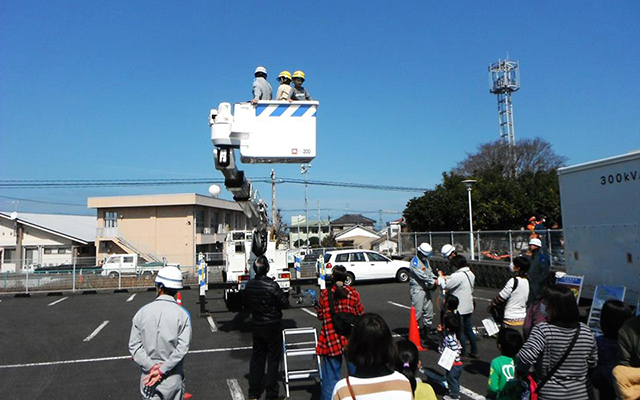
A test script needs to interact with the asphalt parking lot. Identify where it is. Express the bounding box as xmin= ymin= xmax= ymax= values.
xmin=0 ymin=281 xmax=503 ymax=400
